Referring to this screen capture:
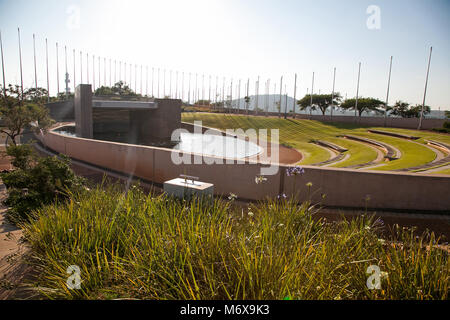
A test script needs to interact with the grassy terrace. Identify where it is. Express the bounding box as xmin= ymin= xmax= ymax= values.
xmin=181 ymin=113 xmax=450 ymax=172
